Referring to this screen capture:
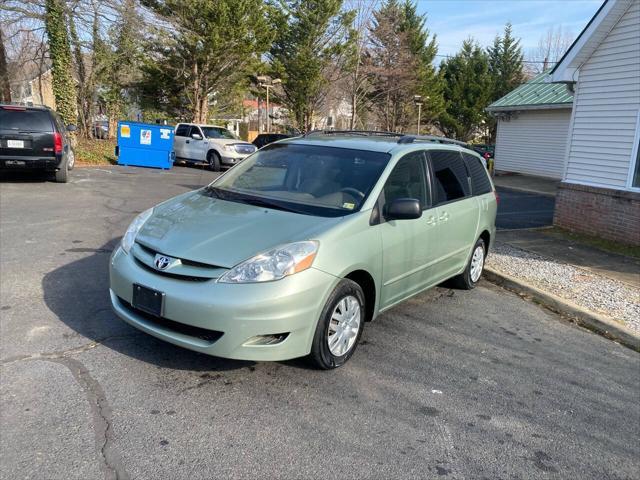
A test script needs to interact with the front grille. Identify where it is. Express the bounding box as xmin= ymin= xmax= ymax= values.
xmin=133 ymin=257 xmax=211 ymax=282
xmin=118 ymin=297 xmax=224 ymax=343
xmin=234 ymin=144 xmax=256 ymax=154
